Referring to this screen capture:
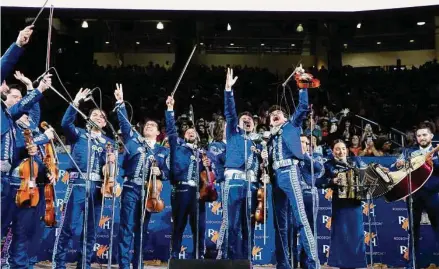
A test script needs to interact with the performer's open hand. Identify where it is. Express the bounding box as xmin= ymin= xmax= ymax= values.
xmin=225 ymin=68 xmax=238 ymax=91
xmin=114 ymin=83 xmax=123 ymax=102
xmin=44 ymin=128 xmax=54 ymax=140
xmin=16 ymin=25 xmax=34 ymax=47
xmin=73 ymin=88 xmax=91 ymax=106
xmin=395 ymin=159 xmax=405 ymax=168
xmin=166 ymin=96 xmax=175 ymax=110
xmin=14 ymin=71 xmax=33 ymax=89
